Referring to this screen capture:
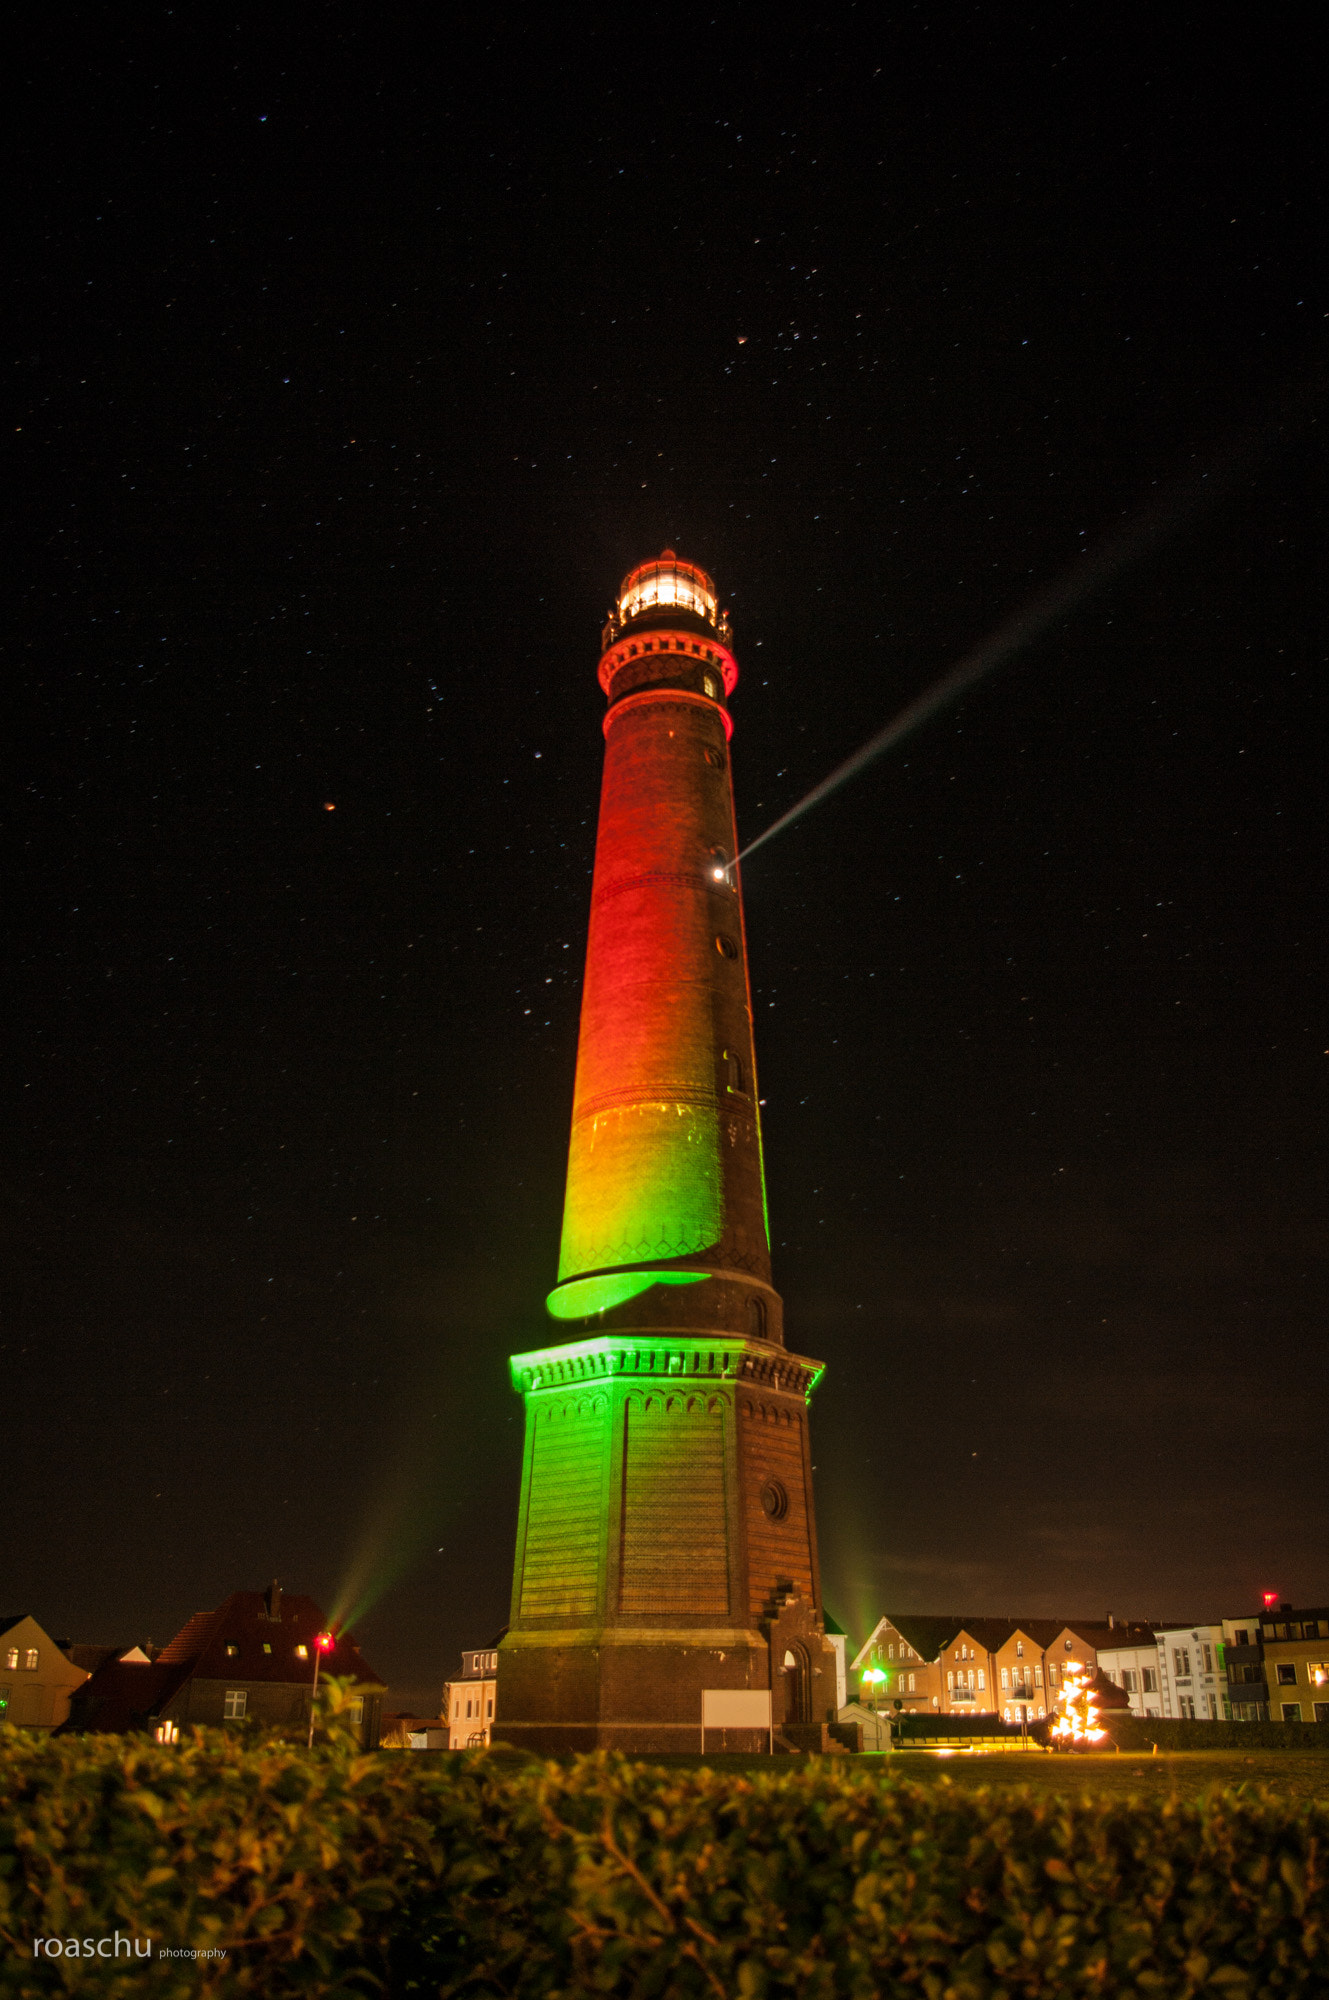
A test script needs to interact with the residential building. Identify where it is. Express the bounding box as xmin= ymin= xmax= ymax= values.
xmin=1155 ymin=1624 xmax=1227 ymax=1720
xmin=850 ymin=1614 xmax=1127 ymax=1725
xmin=824 ymin=1611 xmax=848 ymax=1712
xmin=445 ymin=1646 xmax=498 ymax=1748
xmin=0 ymin=1616 xmax=89 ymax=1730
xmin=1258 ymin=1601 xmax=1329 ymax=1724
xmin=1096 ymin=1626 xmax=1165 ymax=1718
xmin=63 ymin=1582 xmax=386 ymax=1748
xmin=1221 ymin=1614 xmax=1269 ymax=1720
